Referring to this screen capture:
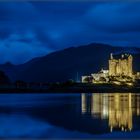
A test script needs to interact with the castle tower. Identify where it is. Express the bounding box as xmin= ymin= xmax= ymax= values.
xmin=109 ymin=53 xmax=133 ymax=77
xmin=109 ymin=53 xmax=116 ymax=76
xmin=110 ymin=53 xmax=113 ymax=59
xmin=128 ymin=55 xmax=133 ymax=77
